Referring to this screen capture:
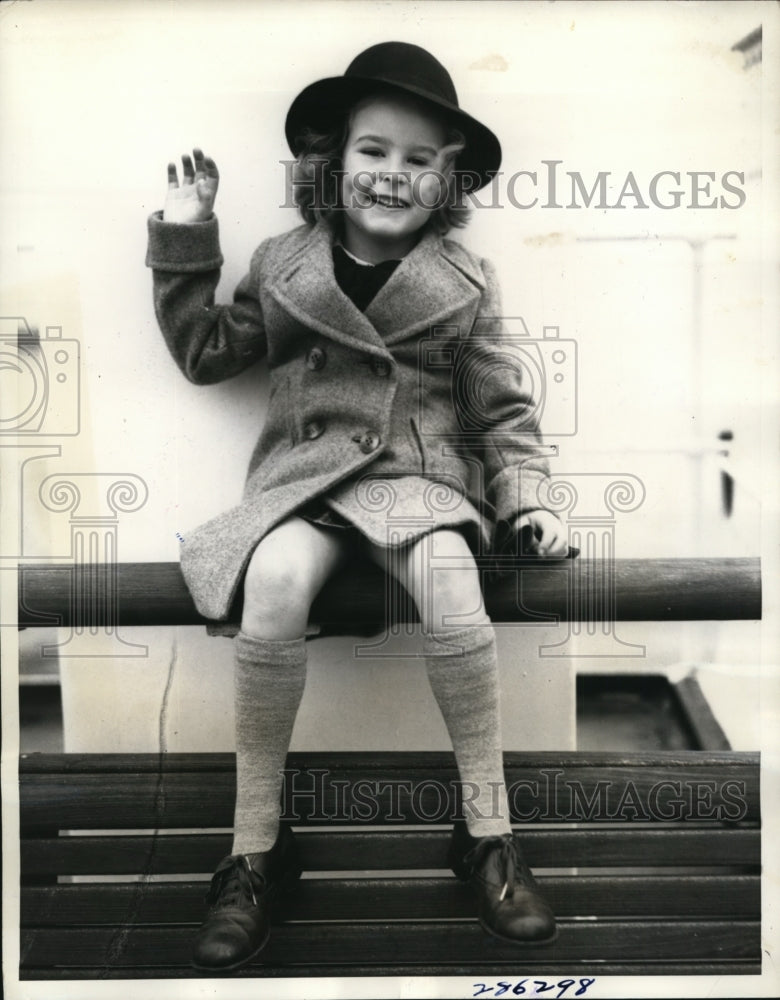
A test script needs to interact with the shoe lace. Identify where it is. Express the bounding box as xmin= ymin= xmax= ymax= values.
xmin=496 ymin=834 xmax=517 ymax=902
xmin=465 ymin=833 xmax=519 ymax=902
xmin=206 ymin=855 xmax=262 ymax=908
